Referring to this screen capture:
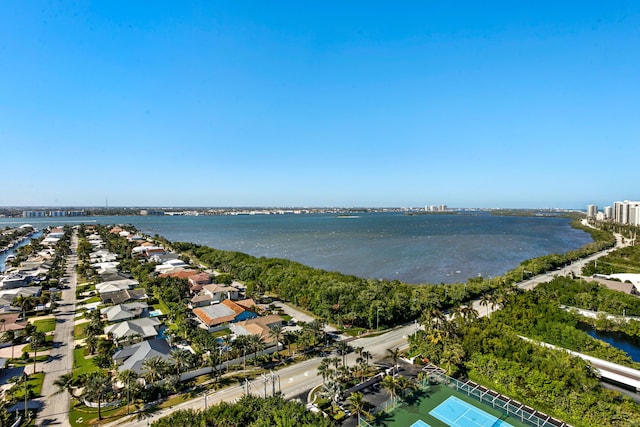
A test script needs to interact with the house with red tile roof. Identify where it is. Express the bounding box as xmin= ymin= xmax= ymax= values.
xmin=192 ymin=299 xmax=257 ymax=331
xmin=230 ymin=314 xmax=284 ymax=344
